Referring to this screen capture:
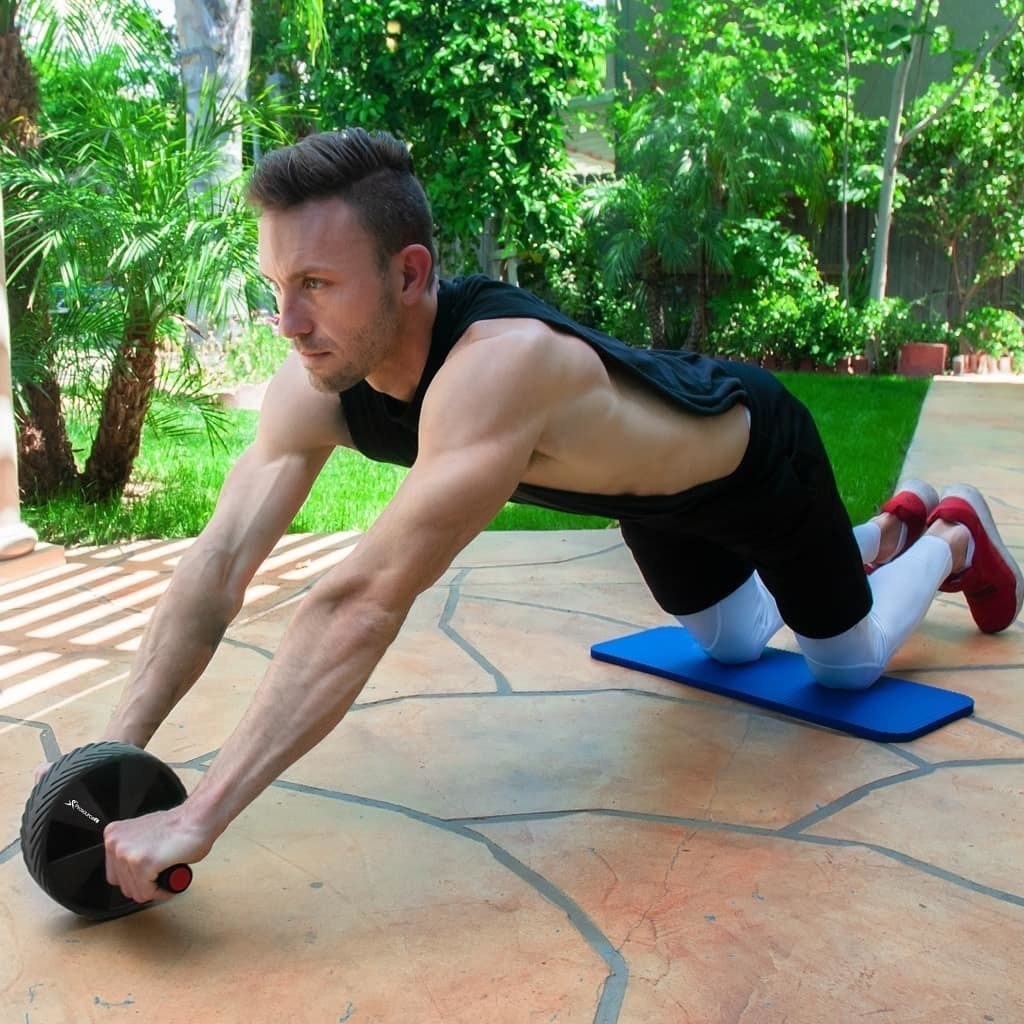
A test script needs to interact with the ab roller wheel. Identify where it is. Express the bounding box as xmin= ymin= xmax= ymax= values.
xmin=21 ymin=741 xmax=194 ymax=920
